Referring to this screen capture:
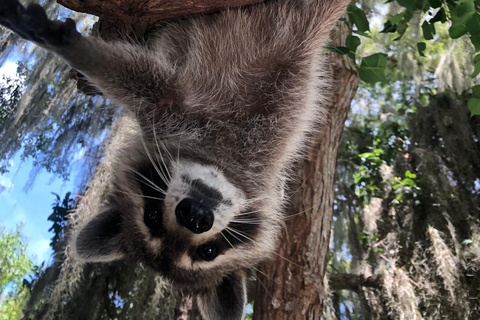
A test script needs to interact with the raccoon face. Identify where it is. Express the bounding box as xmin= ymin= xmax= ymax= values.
xmin=74 ymin=145 xmax=281 ymax=319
